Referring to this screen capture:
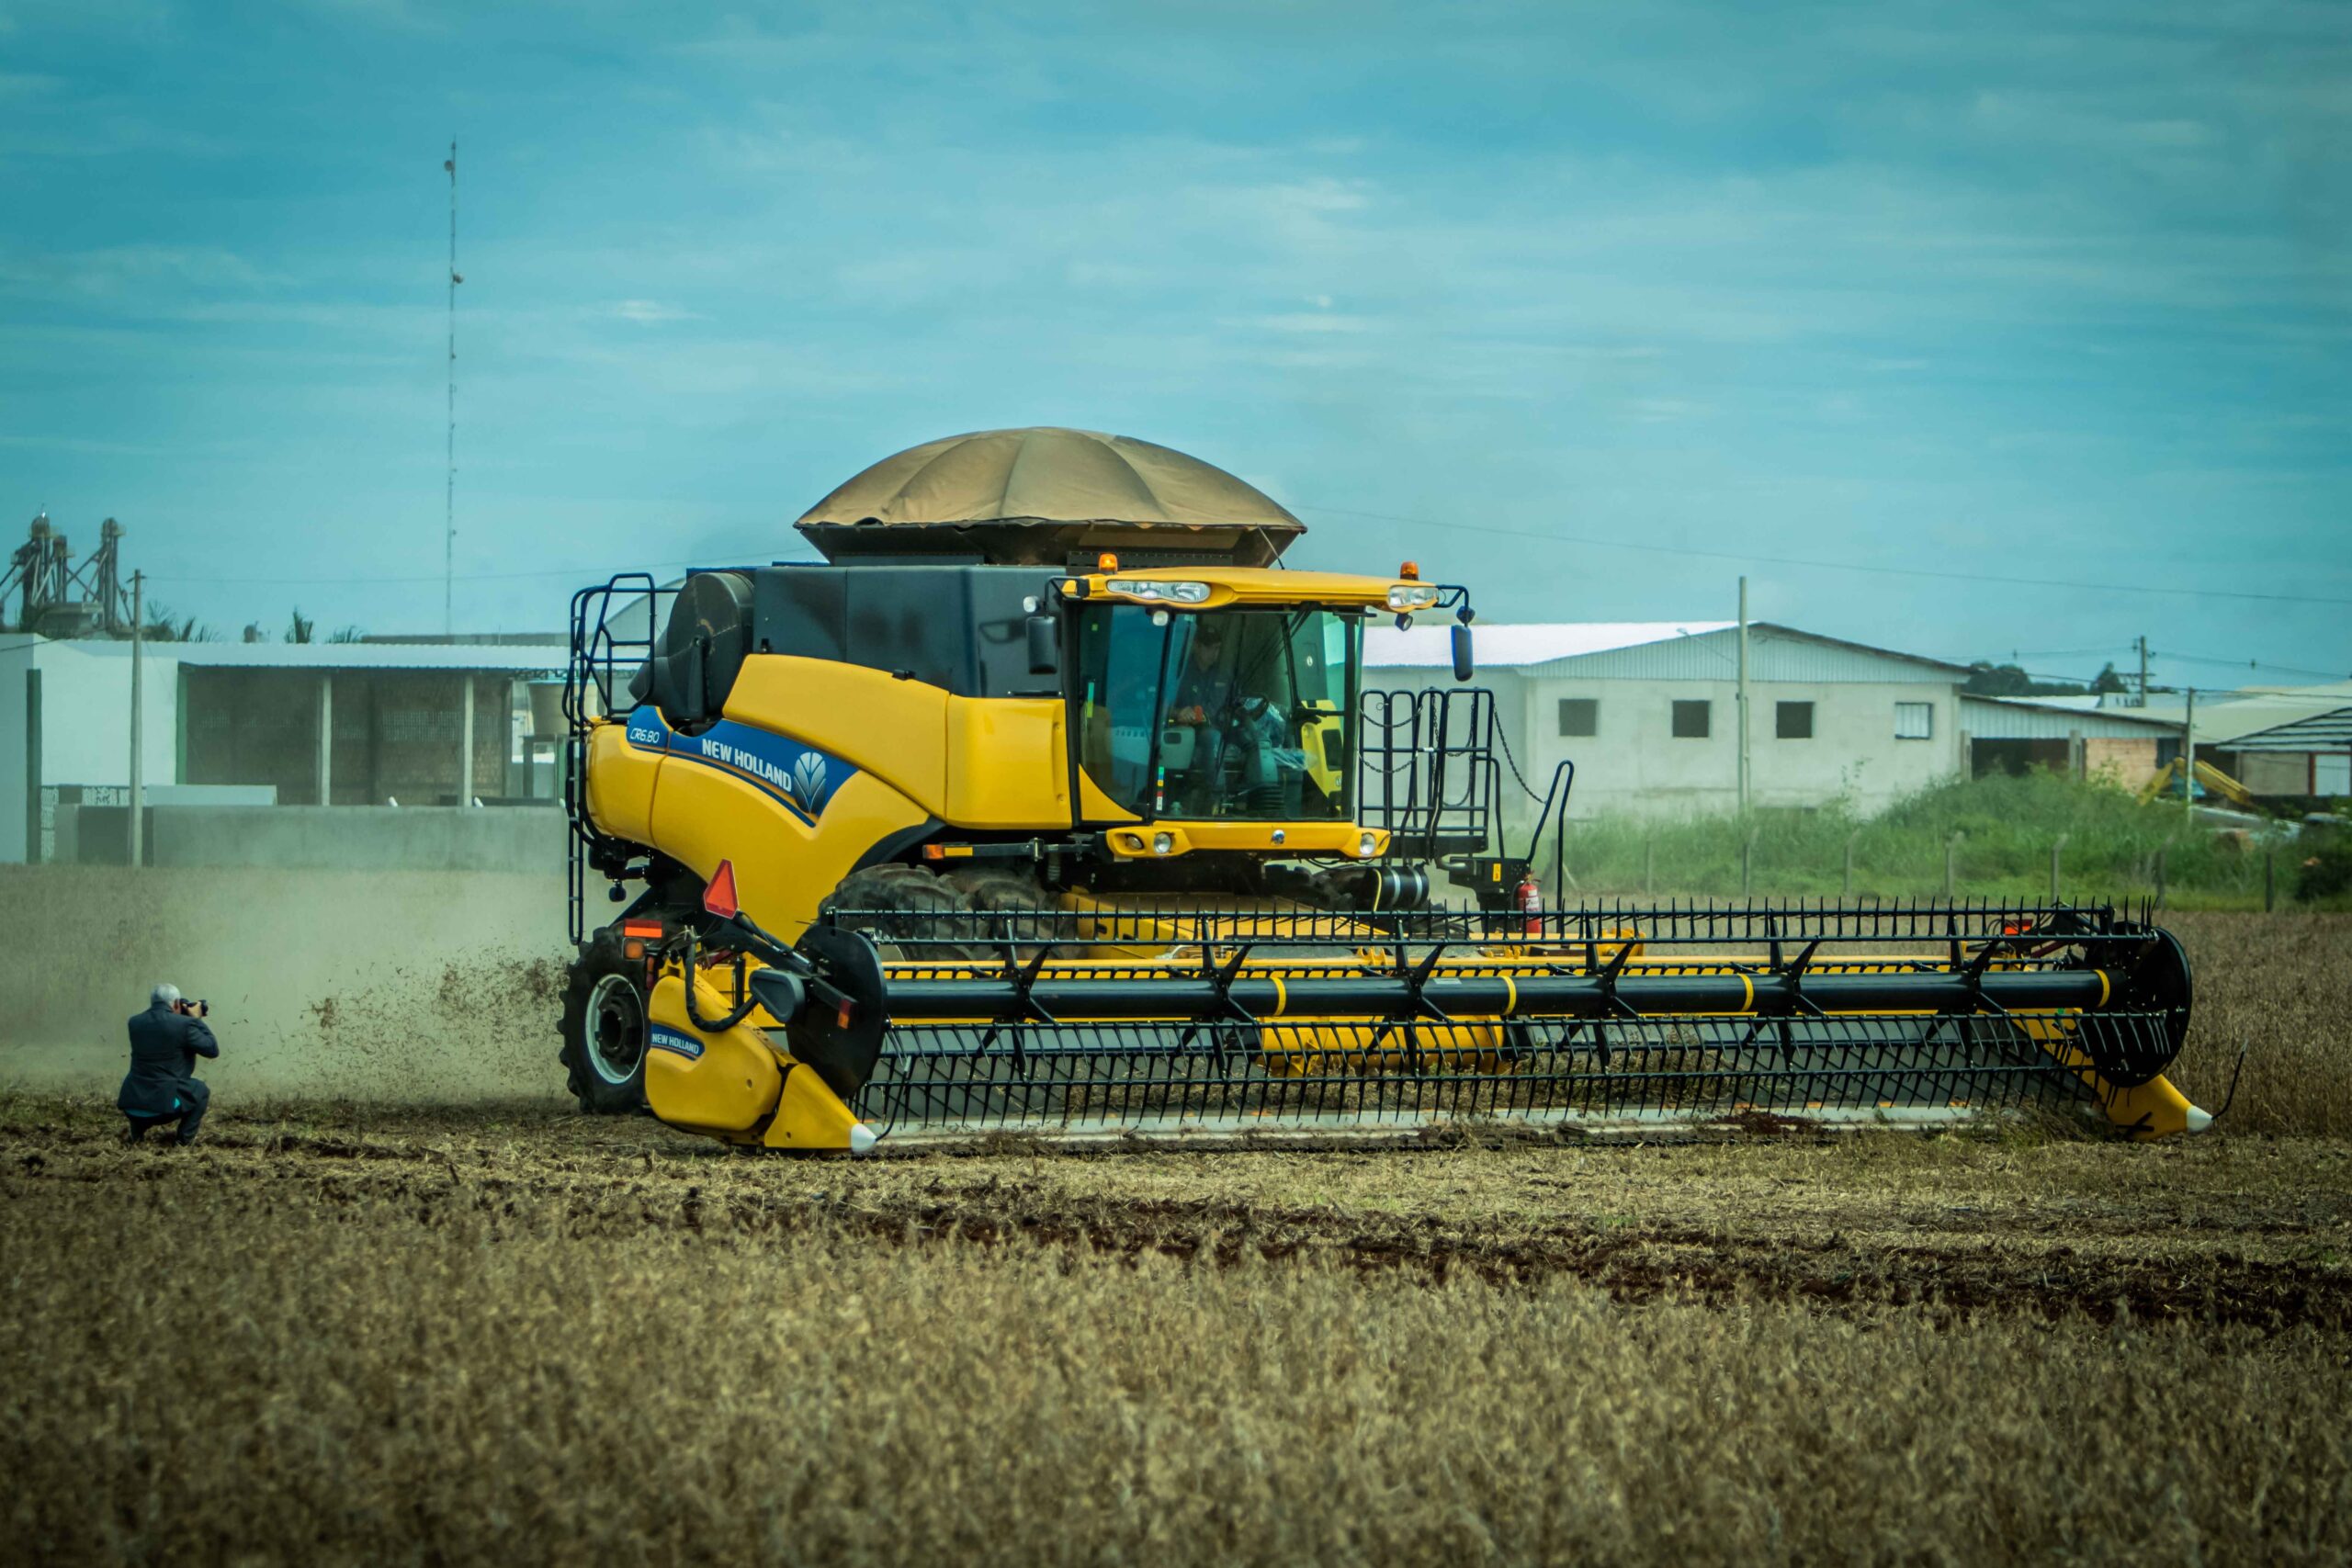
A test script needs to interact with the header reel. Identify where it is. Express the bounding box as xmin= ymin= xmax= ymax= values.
xmin=650 ymin=877 xmax=2205 ymax=1152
